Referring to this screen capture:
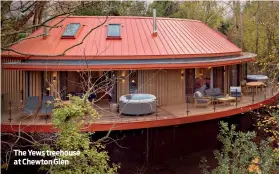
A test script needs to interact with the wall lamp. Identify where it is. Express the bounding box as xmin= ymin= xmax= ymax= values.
xmin=181 ymin=70 xmax=184 ymax=79
xmin=121 ymin=74 xmax=125 ymax=83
